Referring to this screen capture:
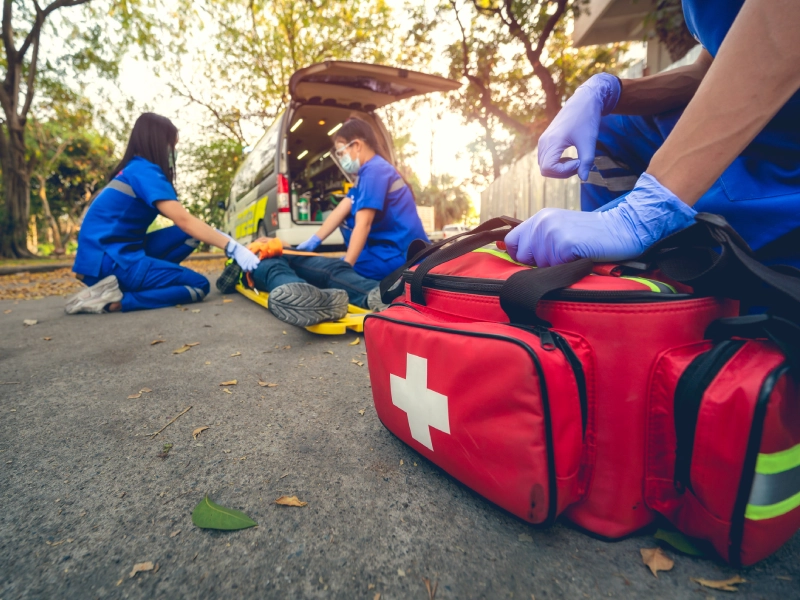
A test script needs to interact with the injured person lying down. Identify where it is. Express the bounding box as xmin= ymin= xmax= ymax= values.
xmin=217 ymin=118 xmax=429 ymax=327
